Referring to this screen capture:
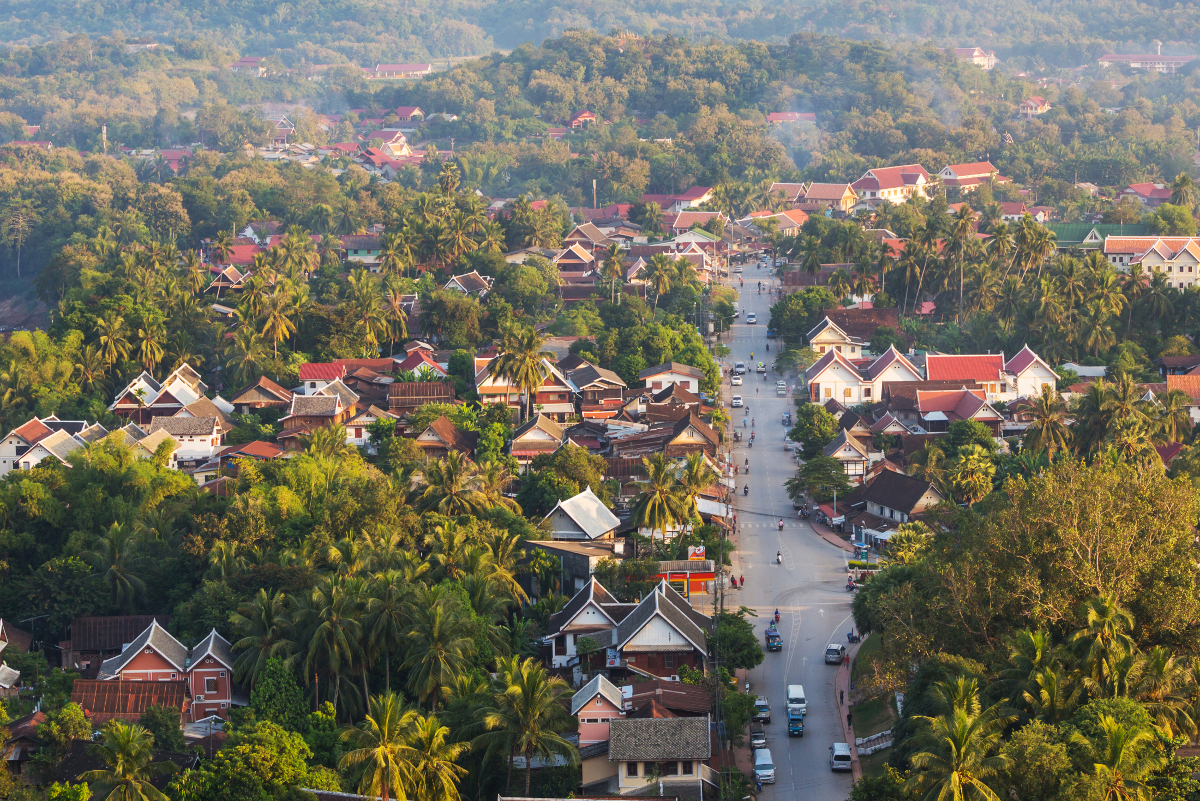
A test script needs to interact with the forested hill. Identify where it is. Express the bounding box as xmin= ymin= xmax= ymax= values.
xmin=2 ymin=0 xmax=1197 ymax=66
